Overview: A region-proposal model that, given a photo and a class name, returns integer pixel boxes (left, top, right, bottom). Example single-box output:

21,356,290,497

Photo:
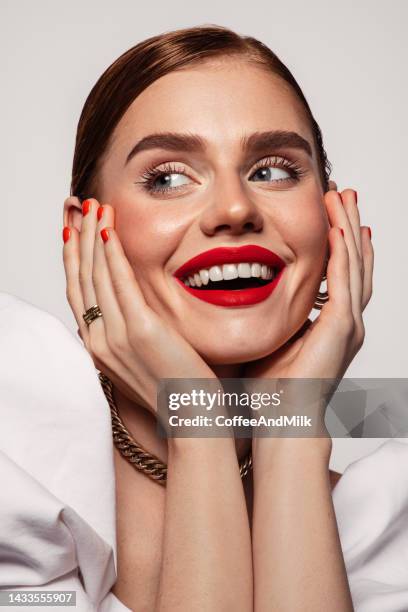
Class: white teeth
183,262,276,286
222,264,239,280
199,269,210,285
251,263,262,277
209,265,223,282
238,263,252,278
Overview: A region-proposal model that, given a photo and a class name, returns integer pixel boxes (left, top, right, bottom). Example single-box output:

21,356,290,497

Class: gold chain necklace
98,372,253,486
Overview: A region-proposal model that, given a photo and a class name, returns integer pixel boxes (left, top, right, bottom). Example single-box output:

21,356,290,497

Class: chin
191,330,289,366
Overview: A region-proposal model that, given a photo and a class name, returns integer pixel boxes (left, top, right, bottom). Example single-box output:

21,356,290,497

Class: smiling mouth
181,262,277,290
173,245,286,307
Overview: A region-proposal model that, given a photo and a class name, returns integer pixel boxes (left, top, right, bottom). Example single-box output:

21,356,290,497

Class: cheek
279,191,329,259
276,191,329,316
115,198,187,280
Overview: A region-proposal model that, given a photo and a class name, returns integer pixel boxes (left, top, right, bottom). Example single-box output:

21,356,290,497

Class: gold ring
83,304,103,326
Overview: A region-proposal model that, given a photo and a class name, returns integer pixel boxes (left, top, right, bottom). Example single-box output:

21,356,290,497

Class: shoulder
333,438,408,534
0,291,96,397
333,439,408,611
0,291,82,354
0,291,107,476
333,438,408,513
0,294,131,610
0,294,120,604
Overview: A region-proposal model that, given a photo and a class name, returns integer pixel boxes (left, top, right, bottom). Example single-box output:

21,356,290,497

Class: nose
199,174,264,237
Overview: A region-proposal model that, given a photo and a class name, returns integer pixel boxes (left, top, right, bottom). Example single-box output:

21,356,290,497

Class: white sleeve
0,450,128,611
0,450,99,611
333,438,408,612
0,293,130,611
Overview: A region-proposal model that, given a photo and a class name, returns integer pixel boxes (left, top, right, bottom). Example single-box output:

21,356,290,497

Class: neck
112,362,251,464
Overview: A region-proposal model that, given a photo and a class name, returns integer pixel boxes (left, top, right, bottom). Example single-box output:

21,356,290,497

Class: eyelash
135,155,306,195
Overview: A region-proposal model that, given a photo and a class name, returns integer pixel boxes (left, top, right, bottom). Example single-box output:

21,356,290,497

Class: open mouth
174,245,286,307
181,262,278,290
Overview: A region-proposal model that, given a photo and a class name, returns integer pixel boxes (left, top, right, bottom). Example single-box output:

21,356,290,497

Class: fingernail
97,205,104,221
62,227,71,243
337,192,343,204
82,199,91,216
101,228,110,243
354,190,358,204
340,228,344,237
368,226,372,240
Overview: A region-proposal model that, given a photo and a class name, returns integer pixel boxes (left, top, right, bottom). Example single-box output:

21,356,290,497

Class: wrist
167,435,236,457
252,436,332,471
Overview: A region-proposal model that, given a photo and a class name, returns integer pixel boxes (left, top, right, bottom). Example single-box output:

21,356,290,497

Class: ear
63,196,83,231
328,179,338,191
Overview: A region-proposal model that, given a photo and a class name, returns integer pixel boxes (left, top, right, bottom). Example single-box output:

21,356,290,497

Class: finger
339,189,362,259
93,204,128,344
324,226,352,319
79,198,100,312
63,195,82,229
100,226,149,324
324,191,363,319
62,225,90,346
361,226,374,311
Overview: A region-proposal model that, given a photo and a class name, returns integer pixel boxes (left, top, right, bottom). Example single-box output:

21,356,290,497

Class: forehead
112,59,313,155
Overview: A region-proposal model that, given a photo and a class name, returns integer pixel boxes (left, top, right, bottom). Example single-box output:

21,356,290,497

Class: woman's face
96,58,329,364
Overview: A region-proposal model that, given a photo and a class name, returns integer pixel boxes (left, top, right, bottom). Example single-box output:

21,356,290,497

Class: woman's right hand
62,196,217,416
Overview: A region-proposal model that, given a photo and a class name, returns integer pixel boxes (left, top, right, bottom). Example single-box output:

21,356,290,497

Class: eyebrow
125,130,313,165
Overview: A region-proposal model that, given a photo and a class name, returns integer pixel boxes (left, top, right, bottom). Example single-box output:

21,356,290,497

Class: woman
1,24,406,612
63,22,369,610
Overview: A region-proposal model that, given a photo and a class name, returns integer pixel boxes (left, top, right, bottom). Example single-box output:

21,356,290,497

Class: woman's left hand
244,188,374,381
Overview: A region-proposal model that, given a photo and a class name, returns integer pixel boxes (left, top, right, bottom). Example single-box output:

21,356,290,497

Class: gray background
1,0,407,471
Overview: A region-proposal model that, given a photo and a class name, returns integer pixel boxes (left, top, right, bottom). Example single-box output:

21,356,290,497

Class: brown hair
71,24,331,200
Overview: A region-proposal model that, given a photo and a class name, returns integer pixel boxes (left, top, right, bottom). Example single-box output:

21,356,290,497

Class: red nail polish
101,228,110,243
354,190,358,204
97,205,104,221
368,226,372,240
340,228,344,237
62,227,71,243
337,192,343,204
82,199,91,216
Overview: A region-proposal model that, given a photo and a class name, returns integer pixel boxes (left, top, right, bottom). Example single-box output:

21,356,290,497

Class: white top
0,292,407,612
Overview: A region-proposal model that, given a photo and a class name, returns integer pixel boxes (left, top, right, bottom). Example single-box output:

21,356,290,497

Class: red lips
174,245,286,307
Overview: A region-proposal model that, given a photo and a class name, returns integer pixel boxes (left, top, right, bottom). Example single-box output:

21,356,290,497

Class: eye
136,162,193,194
249,155,305,185
152,171,191,190
251,166,291,182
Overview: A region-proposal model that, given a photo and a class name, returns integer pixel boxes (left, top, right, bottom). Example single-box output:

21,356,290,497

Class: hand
62,197,217,416
244,188,374,381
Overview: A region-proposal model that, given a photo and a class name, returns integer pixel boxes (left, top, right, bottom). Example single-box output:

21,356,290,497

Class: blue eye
136,162,191,194
251,166,292,182
249,155,304,184
151,171,191,191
